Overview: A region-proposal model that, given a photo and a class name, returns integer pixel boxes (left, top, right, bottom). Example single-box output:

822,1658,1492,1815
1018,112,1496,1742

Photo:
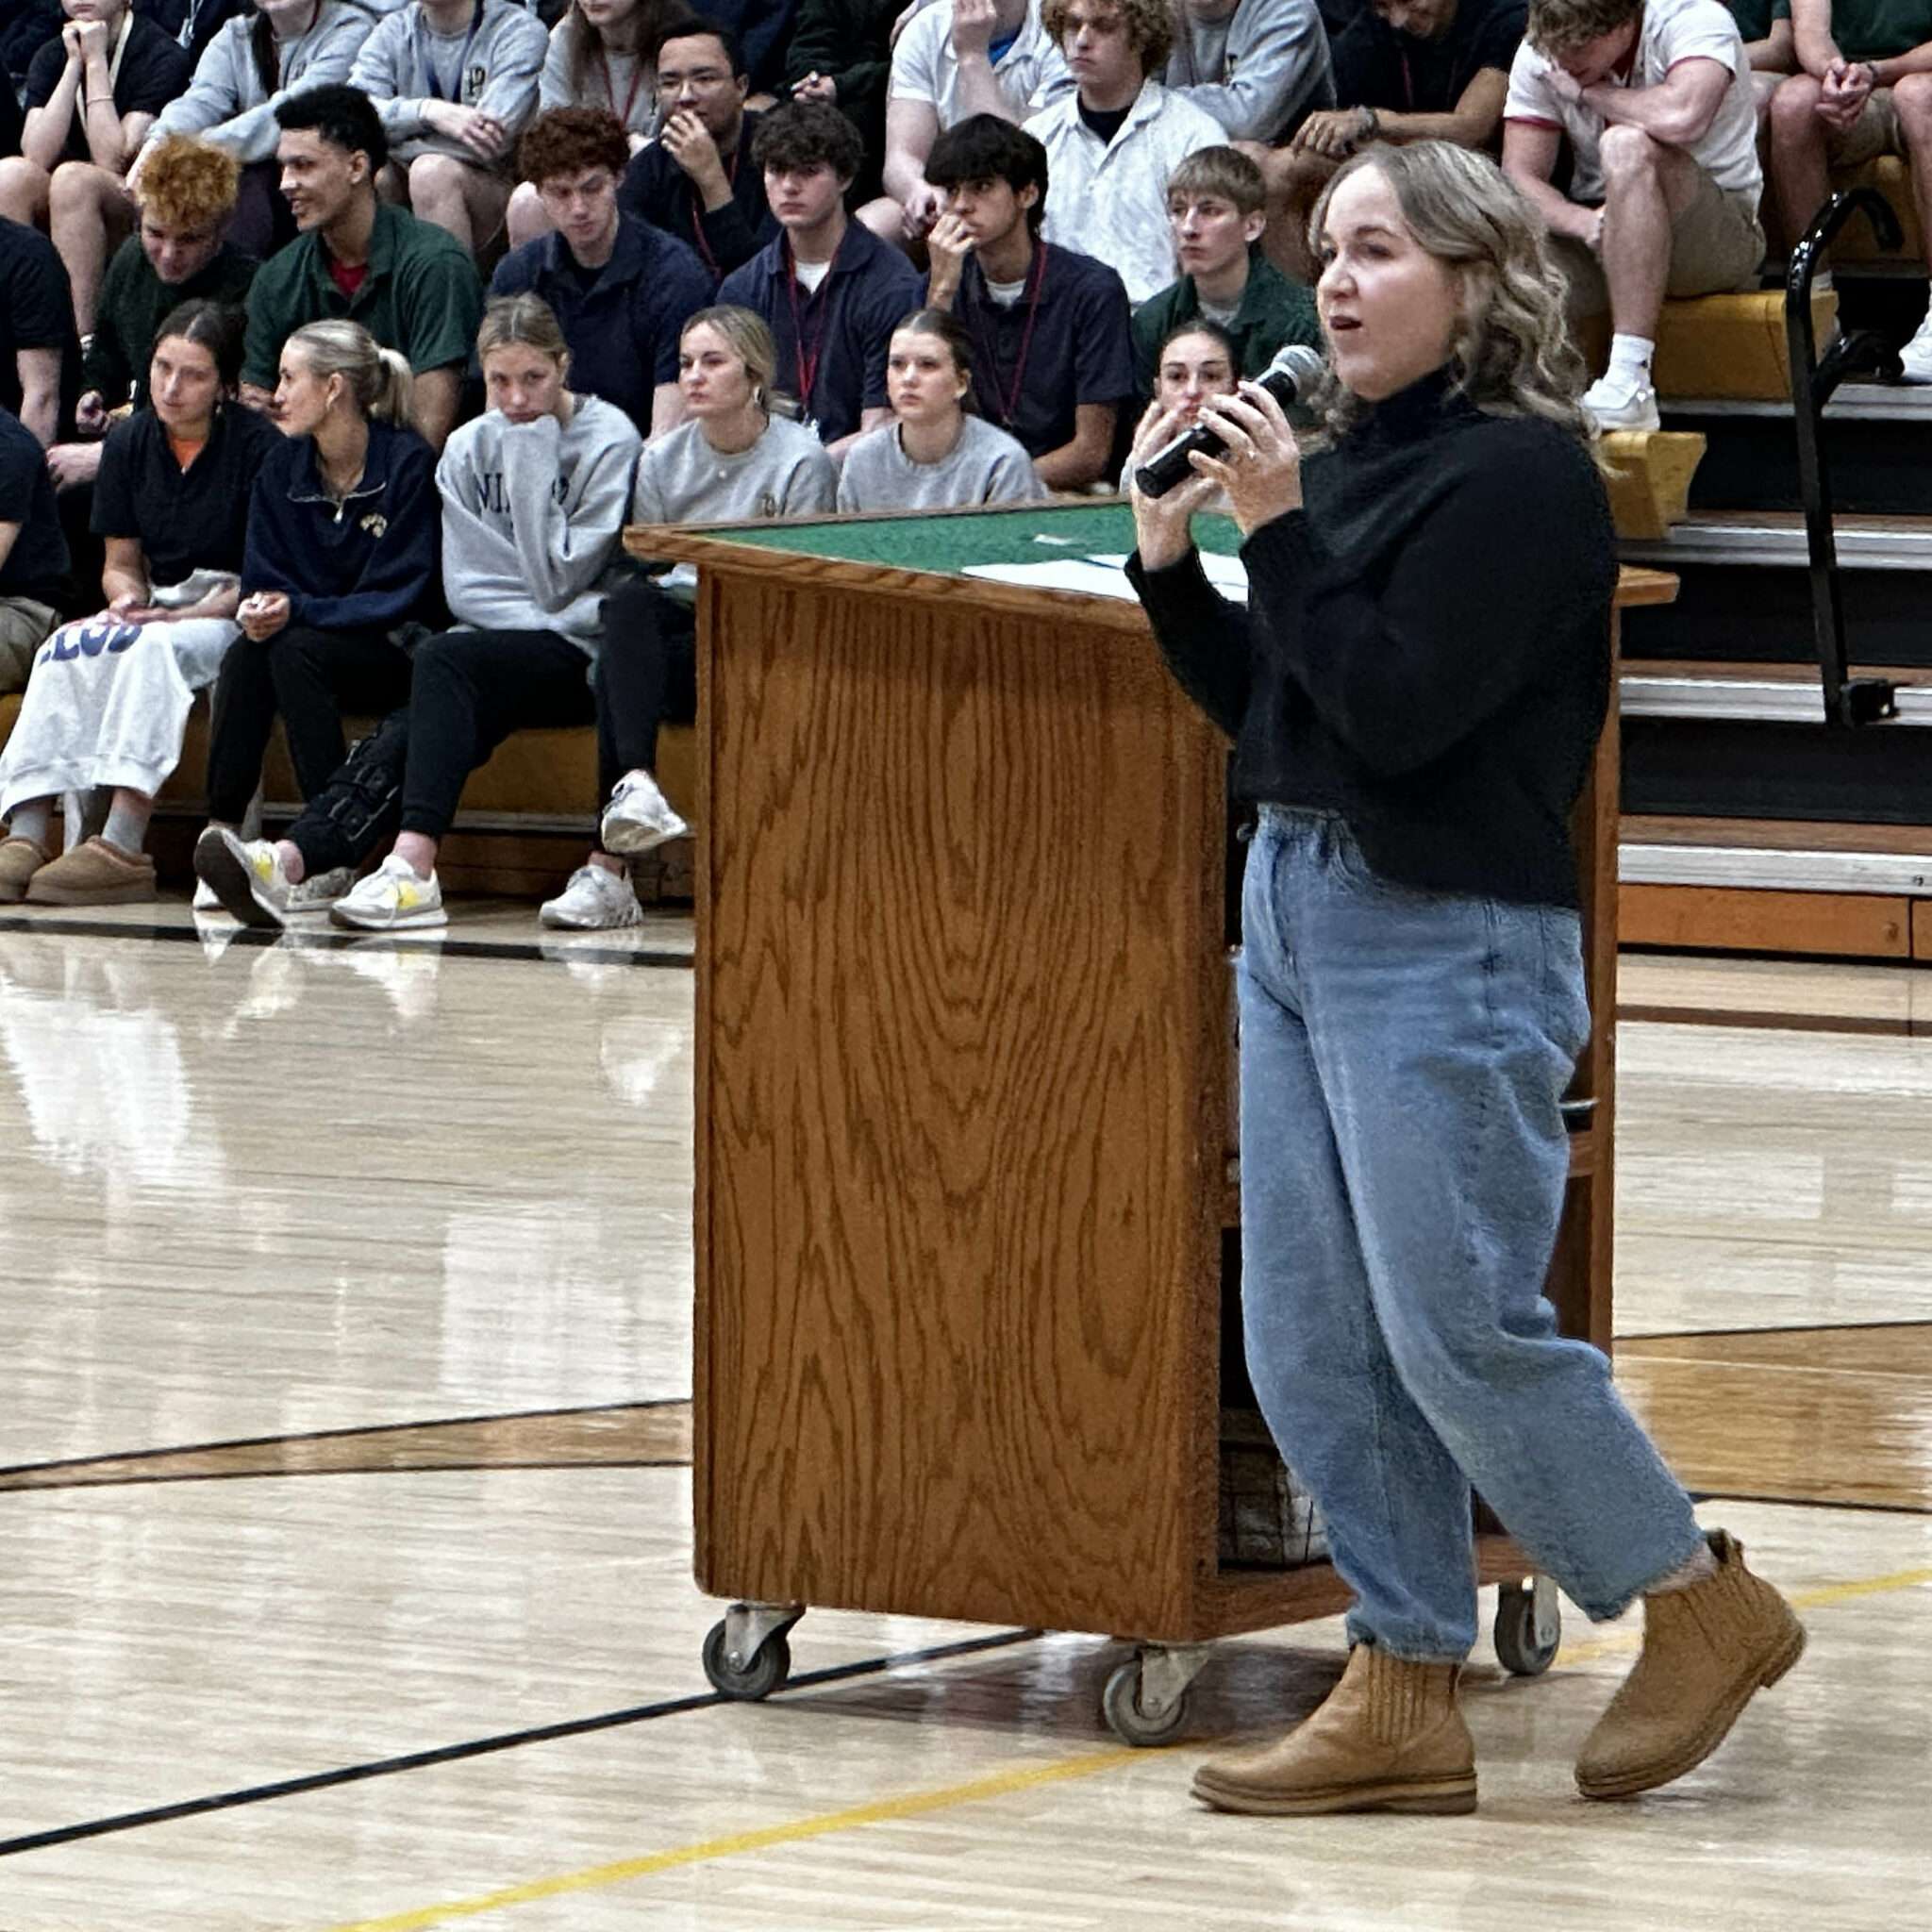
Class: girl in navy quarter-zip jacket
201,317,440,842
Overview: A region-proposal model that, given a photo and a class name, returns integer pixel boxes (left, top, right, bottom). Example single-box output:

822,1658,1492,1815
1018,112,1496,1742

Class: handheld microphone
1133,343,1325,499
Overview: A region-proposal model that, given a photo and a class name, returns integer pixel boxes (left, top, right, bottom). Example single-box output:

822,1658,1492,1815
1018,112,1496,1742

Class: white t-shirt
891,0,1071,127
1505,0,1760,205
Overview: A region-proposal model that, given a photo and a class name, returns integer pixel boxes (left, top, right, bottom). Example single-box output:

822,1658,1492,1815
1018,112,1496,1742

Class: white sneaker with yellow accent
328,853,447,931
195,828,353,928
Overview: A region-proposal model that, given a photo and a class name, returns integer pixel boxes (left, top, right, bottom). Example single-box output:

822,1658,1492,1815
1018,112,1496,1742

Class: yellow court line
318,1557,1932,1932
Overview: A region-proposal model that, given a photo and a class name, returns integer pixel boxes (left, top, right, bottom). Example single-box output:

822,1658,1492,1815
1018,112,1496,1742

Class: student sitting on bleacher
618,20,777,283
0,213,82,448
836,305,1044,506
1768,0,1932,376
0,298,276,906
1024,0,1226,305
1259,0,1525,284
193,319,439,920
1131,146,1318,401
865,0,1072,248
0,406,72,694
0,0,192,339
577,305,836,928
1115,314,1240,498
48,134,257,491
491,108,712,438
1164,0,1335,143
506,0,665,245
348,0,550,257
785,0,904,184
137,0,375,260
1504,0,1766,431
241,85,485,451
716,97,924,453
322,292,641,932
922,114,1134,489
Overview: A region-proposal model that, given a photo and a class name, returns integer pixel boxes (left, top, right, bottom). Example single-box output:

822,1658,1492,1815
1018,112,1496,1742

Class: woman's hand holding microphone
1127,378,1305,569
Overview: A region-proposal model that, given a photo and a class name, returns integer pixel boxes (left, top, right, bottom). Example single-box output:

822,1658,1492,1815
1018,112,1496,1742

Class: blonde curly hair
130,134,241,230
1041,0,1175,78
1306,141,1598,457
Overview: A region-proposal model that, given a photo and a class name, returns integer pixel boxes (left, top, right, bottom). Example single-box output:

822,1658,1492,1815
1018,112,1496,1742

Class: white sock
1607,334,1656,386
1648,1539,1719,1595
101,796,149,856
7,801,54,849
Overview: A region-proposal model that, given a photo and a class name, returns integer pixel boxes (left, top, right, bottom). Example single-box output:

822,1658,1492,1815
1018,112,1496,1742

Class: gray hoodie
349,0,549,167
836,414,1043,513
435,393,641,652
149,2,375,163
1164,0,1334,142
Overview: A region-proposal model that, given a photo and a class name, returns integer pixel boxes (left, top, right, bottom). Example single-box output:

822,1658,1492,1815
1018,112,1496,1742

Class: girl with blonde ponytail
195,318,442,912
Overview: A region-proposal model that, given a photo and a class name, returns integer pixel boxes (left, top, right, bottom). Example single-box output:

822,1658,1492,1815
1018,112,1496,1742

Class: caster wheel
1494,1580,1560,1676
702,1618,792,1700
1102,1658,1191,1746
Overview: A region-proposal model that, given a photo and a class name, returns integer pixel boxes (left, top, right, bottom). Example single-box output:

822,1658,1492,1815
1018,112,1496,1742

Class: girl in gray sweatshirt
327,293,642,935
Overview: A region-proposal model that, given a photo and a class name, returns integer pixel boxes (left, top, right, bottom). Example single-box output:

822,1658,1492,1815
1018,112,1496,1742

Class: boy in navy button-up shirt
717,98,923,452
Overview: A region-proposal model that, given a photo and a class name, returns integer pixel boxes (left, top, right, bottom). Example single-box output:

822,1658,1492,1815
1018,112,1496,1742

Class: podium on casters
625,504,1676,1740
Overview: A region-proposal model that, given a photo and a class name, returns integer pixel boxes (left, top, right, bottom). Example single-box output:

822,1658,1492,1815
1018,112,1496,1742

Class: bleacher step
1622,510,1932,572
1621,665,1932,724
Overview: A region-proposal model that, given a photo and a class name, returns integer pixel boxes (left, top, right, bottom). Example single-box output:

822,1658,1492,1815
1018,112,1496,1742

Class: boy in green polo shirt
1768,0,1932,376
242,84,483,448
1130,147,1319,401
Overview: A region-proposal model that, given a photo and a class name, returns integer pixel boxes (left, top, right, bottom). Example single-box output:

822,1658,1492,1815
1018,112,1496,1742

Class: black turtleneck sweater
1127,373,1616,909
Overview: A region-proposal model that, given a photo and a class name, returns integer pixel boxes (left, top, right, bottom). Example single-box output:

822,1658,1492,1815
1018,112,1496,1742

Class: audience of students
1130,144,1319,398
50,131,255,489
1504,0,1765,431
2,0,194,341
199,317,439,912
836,304,1044,506
241,84,484,449
348,0,550,256
141,0,373,258
716,97,922,450
617,20,775,282
491,107,711,436
1024,0,1225,304
868,0,1072,244
923,114,1133,489
0,298,275,906
0,408,71,691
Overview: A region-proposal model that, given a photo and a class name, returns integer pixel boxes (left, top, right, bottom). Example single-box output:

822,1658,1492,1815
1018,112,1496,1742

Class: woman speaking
1125,142,1802,1817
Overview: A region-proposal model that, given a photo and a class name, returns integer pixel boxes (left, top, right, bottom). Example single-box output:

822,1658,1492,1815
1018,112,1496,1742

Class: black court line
8,1459,691,1491
0,1628,1042,1861
0,1397,689,1484
1691,1491,1932,1518
0,914,694,971
1619,1002,1927,1039
1619,1319,1932,1342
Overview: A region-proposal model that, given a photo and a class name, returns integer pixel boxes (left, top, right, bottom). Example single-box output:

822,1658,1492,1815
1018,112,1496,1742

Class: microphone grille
1267,343,1327,396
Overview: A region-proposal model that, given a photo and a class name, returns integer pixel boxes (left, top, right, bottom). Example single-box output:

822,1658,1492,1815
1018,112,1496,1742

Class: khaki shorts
1826,86,1908,168
1554,162,1767,321
0,597,58,694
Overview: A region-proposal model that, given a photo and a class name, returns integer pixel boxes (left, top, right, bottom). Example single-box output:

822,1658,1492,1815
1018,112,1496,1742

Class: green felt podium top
710,501,1244,575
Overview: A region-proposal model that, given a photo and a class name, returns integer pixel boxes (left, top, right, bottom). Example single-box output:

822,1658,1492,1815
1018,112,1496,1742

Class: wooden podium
628,504,1674,1739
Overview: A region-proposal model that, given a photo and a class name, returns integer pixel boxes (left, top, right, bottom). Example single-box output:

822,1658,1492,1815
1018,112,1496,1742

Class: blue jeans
1238,808,1704,1661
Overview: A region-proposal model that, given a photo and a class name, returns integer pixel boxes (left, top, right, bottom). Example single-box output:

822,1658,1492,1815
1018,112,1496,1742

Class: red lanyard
974,244,1049,429
784,232,841,415
689,146,739,275
596,44,643,130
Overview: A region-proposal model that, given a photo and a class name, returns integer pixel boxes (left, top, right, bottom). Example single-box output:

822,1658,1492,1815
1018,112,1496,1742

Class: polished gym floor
0,905,1927,1930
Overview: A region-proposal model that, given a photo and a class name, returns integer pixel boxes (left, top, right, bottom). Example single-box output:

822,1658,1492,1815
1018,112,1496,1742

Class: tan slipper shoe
0,835,52,904
24,835,158,907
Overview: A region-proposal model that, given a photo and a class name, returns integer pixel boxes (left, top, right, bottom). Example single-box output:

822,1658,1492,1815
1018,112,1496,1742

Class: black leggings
399,628,598,840
593,580,696,791
206,624,414,824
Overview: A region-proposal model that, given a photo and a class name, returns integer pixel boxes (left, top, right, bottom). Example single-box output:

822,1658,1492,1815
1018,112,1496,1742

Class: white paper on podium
963,552,1250,604
1086,552,1251,601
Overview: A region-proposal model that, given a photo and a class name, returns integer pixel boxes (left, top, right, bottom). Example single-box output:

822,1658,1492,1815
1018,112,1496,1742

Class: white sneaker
600,769,688,857
1896,309,1932,383
1580,369,1660,433
541,862,644,930
192,874,223,913
195,827,289,928
329,853,446,931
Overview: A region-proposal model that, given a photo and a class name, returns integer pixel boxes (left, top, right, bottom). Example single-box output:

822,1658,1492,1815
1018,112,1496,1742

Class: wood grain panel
695,575,1225,1640
1624,884,1912,958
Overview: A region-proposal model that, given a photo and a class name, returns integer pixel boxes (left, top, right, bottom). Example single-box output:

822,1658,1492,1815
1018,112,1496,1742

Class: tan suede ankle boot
1191,1644,1476,1816
1575,1530,1806,1800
